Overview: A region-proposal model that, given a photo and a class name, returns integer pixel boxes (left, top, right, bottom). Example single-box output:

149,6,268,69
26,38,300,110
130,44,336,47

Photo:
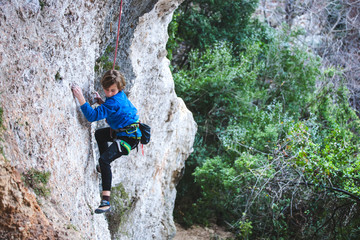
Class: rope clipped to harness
108,1,153,156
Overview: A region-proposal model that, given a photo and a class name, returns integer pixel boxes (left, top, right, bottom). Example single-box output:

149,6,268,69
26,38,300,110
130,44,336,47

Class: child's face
103,83,119,98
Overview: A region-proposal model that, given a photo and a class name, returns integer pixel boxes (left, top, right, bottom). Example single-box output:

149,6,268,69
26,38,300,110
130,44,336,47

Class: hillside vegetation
168,0,360,238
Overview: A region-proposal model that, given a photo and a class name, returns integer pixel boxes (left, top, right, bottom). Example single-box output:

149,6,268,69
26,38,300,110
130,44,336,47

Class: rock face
0,0,196,239
0,155,60,239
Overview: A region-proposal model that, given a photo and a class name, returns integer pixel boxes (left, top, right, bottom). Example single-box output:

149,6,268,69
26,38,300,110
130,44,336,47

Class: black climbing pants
95,127,139,191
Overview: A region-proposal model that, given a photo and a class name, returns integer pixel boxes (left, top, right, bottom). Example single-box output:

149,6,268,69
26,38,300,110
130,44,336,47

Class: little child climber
72,70,141,214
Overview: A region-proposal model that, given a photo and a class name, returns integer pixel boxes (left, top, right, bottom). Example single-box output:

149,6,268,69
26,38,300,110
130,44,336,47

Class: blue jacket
80,91,141,138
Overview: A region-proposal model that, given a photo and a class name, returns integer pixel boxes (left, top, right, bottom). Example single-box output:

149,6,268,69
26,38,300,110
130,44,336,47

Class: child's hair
100,70,126,91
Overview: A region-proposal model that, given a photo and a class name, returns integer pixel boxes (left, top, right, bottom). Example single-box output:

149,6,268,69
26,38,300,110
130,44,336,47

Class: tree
173,29,360,238
170,0,259,69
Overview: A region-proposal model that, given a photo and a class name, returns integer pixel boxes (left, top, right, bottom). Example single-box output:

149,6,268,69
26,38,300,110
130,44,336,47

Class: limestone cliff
0,0,196,239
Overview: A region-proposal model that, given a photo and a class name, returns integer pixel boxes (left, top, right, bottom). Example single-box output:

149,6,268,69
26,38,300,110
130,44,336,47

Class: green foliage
261,26,320,118
66,223,78,231
55,71,63,82
173,25,360,238
237,216,253,239
286,87,360,196
39,1,46,11
175,43,242,133
22,169,51,198
168,0,267,71
169,0,360,237
175,0,259,51
107,183,133,238
167,12,182,63
94,45,120,72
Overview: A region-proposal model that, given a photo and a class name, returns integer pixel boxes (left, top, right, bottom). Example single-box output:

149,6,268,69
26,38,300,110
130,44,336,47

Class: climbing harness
113,123,140,135
112,122,151,145
112,0,124,70
112,121,151,155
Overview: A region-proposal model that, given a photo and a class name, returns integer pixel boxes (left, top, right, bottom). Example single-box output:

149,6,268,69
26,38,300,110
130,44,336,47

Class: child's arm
94,92,105,105
72,86,113,122
72,86,86,106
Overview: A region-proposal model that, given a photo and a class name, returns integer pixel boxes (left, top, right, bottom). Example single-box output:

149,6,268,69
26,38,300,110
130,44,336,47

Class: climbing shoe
94,200,111,214
96,164,101,173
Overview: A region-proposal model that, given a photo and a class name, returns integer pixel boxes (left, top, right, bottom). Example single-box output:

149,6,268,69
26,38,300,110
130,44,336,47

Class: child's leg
98,142,126,191
95,137,138,213
98,137,137,190
94,141,128,213
95,142,126,213
95,128,113,155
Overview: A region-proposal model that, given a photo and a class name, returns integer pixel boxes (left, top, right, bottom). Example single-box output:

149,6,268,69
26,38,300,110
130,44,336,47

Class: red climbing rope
112,0,124,70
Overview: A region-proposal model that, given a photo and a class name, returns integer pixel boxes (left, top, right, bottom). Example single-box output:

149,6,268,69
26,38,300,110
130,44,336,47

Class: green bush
174,0,259,51
167,0,268,71
107,183,133,238
22,169,51,198
173,26,360,238
94,45,120,72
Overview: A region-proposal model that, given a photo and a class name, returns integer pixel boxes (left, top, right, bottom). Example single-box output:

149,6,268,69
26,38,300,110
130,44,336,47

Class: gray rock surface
0,0,196,239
